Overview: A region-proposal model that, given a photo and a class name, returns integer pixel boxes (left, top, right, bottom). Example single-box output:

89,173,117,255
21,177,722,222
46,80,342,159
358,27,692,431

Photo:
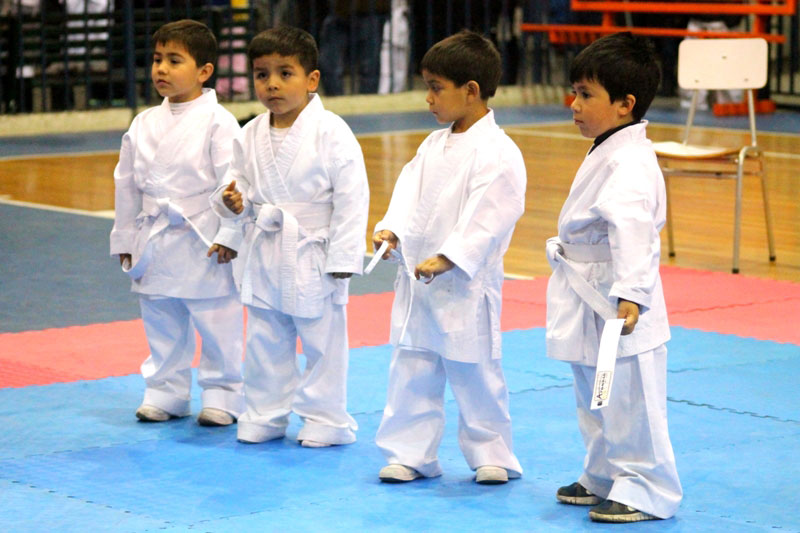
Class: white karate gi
211,94,368,445
545,122,682,518
110,89,244,418
374,111,525,477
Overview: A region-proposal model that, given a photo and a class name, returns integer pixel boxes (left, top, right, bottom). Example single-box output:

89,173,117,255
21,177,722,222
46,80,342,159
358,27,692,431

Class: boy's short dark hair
421,30,502,100
248,26,318,74
570,32,661,122
152,19,217,67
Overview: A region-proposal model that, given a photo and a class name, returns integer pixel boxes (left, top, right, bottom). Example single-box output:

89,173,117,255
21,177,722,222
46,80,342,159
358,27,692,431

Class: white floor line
504,125,800,160
0,197,115,219
0,150,118,162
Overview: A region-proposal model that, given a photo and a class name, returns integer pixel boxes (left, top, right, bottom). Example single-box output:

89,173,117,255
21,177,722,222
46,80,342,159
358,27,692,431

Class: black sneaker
589,500,659,523
556,482,602,505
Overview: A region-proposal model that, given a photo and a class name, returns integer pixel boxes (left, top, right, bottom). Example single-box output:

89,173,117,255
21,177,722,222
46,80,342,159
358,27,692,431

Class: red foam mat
1,268,798,388
660,266,800,312
0,320,150,387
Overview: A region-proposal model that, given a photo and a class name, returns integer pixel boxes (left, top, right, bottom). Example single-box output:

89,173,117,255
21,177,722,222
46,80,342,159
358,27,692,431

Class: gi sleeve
209,128,254,251
325,127,370,274
592,157,663,310
109,127,141,256
437,143,527,280
373,134,432,251
208,111,244,250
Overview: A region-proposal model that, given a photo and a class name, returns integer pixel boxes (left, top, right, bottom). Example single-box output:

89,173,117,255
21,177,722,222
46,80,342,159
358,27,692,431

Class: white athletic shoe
379,464,422,483
475,466,508,485
300,440,332,448
197,408,235,427
135,404,172,422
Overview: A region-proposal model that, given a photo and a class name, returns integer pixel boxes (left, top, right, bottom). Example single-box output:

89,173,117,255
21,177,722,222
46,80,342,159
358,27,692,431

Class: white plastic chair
652,37,776,274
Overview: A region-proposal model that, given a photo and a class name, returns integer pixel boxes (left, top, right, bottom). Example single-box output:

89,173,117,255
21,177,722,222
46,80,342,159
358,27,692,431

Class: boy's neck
452,102,489,134
592,119,638,148
168,87,204,104
270,93,312,129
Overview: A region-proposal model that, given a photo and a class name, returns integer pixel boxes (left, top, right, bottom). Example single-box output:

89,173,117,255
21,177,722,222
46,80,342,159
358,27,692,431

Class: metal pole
124,0,137,113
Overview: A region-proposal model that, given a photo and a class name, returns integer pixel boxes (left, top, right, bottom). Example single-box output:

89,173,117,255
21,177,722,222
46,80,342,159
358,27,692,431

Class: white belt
240,202,333,313
548,239,624,409
549,240,616,321
122,191,214,280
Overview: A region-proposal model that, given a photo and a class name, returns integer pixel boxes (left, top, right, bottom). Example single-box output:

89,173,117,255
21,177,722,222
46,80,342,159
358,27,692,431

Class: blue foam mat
0,203,398,333
1,327,799,531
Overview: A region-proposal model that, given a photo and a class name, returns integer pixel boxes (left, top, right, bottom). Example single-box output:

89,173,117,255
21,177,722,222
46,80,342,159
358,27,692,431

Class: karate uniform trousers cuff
296,420,356,445
201,388,245,418
142,388,191,417
236,421,287,443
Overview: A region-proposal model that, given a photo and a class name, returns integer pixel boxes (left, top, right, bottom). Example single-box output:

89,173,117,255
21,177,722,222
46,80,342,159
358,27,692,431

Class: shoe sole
476,478,507,485
379,469,421,483
135,412,171,423
197,416,234,427
379,475,419,483
557,494,602,505
589,511,658,523
300,441,332,448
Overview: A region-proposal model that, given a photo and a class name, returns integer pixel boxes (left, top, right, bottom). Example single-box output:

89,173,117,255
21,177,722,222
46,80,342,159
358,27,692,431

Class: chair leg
665,175,675,258
732,161,744,274
759,162,776,262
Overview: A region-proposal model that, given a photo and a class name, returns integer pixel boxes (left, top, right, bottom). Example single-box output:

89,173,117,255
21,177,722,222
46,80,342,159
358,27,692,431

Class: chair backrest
678,38,768,91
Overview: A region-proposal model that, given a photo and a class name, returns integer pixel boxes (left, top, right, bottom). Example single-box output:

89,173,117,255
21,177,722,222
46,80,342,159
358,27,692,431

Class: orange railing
521,0,795,44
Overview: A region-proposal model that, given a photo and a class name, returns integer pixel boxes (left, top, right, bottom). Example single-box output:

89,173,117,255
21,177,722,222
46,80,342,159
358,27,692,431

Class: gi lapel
254,94,322,204
149,89,216,182
404,111,493,262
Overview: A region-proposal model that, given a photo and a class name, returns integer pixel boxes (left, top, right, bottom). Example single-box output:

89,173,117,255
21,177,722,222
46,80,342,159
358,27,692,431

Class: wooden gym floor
0,107,798,281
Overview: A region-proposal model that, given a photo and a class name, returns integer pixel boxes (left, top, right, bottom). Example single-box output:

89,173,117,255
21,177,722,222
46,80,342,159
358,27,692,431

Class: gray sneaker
475,466,508,485
197,408,235,427
379,464,422,483
589,500,659,523
556,482,602,505
135,404,172,422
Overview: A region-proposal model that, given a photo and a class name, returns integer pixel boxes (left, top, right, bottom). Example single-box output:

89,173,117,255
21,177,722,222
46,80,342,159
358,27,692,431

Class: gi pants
572,344,682,518
139,293,244,417
376,347,523,478
237,297,357,445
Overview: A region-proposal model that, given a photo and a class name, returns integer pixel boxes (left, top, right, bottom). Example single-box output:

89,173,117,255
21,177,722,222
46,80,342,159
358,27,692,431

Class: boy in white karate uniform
211,26,369,447
546,32,682,522
372,30,526,485
110,20,244,427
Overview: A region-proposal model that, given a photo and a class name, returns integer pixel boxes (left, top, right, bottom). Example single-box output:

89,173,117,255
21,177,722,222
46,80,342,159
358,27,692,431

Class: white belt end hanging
591,318,625,410
364,240,390,275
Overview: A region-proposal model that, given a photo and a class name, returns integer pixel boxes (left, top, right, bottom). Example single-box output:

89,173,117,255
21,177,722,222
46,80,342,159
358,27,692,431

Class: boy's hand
617,298,640,335
119,253,132,267
222,180,243,214
330,272,353,279
373,230,398,259
415,254,454,284
207,243,238,264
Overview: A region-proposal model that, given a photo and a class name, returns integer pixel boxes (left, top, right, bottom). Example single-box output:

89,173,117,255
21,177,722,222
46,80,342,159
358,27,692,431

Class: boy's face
253,53,320,128
151,40,212,104
570,78,633,138
422,69,471,128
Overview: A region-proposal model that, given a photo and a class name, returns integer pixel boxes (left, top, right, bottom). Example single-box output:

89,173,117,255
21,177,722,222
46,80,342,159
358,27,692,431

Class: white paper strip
364,240,390,275
591,318,625,410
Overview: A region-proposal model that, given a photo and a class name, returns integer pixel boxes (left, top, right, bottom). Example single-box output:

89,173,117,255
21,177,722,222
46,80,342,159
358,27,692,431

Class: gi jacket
376,111,526,363
110,89,240,298
211,94,369,319
546,121,671,365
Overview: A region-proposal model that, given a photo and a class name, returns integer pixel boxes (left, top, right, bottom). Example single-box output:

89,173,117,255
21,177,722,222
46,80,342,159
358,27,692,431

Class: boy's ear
307,69,321,92
465,80,481,100
618,93,636,117
198,62,214,84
